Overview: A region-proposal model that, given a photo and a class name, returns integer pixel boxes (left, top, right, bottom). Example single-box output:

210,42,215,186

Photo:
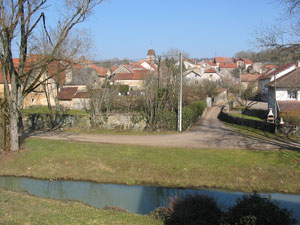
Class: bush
164,194,223,225
157,110,177,130
182,100,206,130
149,207,171,221
223,194,298,225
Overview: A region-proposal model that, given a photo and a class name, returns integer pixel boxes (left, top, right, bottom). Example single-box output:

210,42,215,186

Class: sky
54,0,282,60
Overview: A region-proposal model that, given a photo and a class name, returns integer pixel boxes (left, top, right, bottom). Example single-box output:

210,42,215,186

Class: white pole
179,53,183,132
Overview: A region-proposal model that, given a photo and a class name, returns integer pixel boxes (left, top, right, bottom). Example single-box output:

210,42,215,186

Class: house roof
243,58,253,65
0,56,67,85
219,63,237,69
185,69,202,77
241,73,260,82
267,68,300,88
215,57,233,64
236,58,253,65
278,101,300,112
58,87,78,100
137,59,158,70
265,64,278,69
260,62,296,80
113,70,150,81
74,91,89,99
205,68,217,73
92,64,109,77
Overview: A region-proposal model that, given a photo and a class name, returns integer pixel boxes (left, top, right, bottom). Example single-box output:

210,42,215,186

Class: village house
0,55,67,108
236,58,253,69
184,67,221,85
214,57,233,68
267,67,300,118
240,73,261,91
110,49,158,90
258,62,297,101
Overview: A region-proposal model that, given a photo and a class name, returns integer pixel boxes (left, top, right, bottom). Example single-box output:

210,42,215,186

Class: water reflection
0,176,299,223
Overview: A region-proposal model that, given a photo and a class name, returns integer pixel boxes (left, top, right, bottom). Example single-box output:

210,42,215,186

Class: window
288,90,297,99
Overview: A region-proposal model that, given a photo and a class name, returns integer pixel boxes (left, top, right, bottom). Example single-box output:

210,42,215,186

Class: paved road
31,106,300,150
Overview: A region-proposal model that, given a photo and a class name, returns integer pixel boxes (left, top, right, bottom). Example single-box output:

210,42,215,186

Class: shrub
182,100,206,130
223,194,298,225
157,110,177,130
149,207,171,221
164,194,223,225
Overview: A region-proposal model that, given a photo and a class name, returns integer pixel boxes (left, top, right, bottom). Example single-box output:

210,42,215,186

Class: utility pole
274,73,278,133
178,53,183,132
157,56,161,90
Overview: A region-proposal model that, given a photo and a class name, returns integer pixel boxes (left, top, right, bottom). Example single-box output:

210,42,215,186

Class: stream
0,176,299,223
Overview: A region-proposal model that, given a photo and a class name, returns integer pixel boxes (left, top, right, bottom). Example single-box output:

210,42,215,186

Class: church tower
147,49,156,63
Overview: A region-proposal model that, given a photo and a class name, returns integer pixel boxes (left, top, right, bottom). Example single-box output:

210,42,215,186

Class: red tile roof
236,58,253,65
92,64,109,77
1,56,66,84
58,87,78,100
243,58,253,65
113,71,150,81
74,91,89,99
206,61,216,67
265,64,278,69
219,63,237,69
215,57,233,64
205,68,217,73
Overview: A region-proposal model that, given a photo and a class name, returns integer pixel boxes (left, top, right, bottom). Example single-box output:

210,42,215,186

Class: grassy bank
229,112,263,121
0,188,160,225
225,122,300,143
0,138,300,193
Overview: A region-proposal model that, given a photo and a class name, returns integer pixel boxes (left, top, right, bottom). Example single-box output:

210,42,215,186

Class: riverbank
0,138,300,193
0,188,160,225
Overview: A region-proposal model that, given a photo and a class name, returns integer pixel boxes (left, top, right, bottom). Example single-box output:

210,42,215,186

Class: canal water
0,176,300,222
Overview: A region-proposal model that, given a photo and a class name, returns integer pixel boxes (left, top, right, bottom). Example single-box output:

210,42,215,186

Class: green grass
229,112,263,121
22,106,87,116
0,138,300,193
0,188,160,225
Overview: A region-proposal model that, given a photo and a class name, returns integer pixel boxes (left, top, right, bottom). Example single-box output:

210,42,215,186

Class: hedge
182,100,206,130
157,110,177,130
157,100,206,131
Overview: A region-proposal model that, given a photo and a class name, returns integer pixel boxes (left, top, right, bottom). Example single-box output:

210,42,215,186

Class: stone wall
23,113,146,131
218,106,275,133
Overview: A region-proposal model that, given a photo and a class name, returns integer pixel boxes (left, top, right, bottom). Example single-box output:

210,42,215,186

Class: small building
267,67,300,116
240,73,260,91
258,62,297,101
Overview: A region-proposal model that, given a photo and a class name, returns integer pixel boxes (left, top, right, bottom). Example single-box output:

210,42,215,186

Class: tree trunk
9,111,19,151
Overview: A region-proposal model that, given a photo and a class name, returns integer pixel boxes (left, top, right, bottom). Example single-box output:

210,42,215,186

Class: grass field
0,188,160,225
0,138,299,193
229,112,263,121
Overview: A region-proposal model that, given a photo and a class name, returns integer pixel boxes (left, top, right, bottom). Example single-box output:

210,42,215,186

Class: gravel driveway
31,106,300,151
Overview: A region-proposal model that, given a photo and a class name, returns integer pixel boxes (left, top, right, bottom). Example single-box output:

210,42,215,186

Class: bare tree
88,80,116,127
0,0,103,151
255,0,300,56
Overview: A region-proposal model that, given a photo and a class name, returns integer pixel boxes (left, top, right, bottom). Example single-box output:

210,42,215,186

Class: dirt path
31,106,300,150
